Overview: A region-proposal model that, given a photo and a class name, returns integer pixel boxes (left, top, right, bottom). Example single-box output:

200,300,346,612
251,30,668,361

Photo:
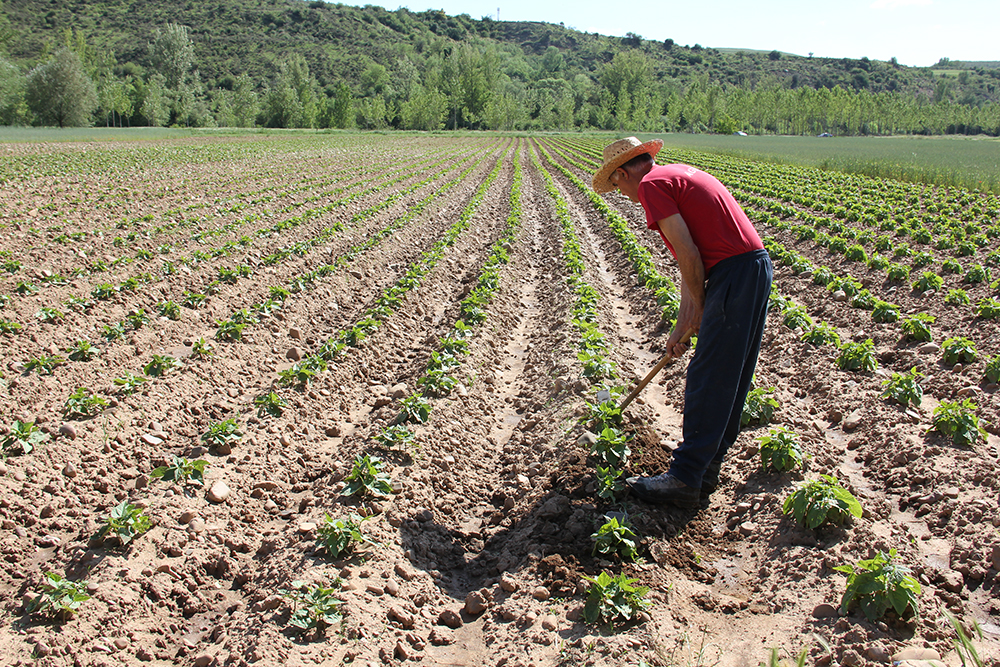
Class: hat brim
591,139,663,193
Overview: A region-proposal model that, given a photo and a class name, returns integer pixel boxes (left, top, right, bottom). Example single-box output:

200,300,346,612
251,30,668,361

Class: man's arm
656,213,705,358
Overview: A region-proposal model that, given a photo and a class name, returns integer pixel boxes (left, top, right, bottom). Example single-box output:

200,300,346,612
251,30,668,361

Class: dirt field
0,133,997,667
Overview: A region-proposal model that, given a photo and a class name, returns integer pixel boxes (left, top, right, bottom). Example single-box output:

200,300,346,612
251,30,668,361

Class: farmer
592,137,772,508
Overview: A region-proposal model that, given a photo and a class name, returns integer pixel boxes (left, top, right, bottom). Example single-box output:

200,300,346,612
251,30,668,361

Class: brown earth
0,133,997,667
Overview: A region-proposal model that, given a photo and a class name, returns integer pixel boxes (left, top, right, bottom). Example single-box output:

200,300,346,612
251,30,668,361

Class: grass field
637,131,1000,194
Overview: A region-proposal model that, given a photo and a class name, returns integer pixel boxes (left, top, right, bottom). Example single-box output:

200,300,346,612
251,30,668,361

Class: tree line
2,19,999,137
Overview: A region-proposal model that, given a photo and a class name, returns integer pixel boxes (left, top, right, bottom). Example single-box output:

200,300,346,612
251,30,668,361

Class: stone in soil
207,481,230,503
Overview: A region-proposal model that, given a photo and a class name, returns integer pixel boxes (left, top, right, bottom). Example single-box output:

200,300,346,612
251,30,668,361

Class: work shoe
699,460,723,504
626,472,700,508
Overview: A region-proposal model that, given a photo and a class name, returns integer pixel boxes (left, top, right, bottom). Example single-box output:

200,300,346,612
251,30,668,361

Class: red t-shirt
638,164,763,272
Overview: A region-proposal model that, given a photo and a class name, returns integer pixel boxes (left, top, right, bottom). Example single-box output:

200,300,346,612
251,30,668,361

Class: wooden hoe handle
618,328,695,413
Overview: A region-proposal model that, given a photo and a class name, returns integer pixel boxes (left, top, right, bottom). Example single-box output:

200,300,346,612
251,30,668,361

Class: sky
347,0,998,68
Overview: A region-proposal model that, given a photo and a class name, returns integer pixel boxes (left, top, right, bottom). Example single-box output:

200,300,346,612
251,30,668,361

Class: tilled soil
0,133,997,667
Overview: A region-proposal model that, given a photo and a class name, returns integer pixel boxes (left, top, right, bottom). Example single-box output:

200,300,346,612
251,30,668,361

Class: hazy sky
352,0,998,67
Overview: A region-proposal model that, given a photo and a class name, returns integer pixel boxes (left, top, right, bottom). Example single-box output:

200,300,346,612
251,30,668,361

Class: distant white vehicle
733,131,748,136
818,132,833,137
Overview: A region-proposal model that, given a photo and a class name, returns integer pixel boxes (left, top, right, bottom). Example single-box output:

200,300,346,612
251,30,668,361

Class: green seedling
36,306,65,323
589,426,631,468
850,289,876,310
984,355,1000,384
25,572,90,621
782,475,862,530
191,337,214,357
741,386,779,427
945,289,970,306
144,354,178,377
836,339,878,372
975,298,1000,320
963,263,990,284
15,281,38,295
591,516,639,561
582,571,651,626
941,337,977,365
92,283,117,300
150,456,209,486
97,500,151,547
800,323,840,347
342,453,393,498
880,368,924,408
0,319,21,334
201,418,242,449
374,425,414,449
113,372,147,395
834,548,920,621
912,271,943,292
181,291,207,309
418,369,457,397
281,580,344,635
157,301,181,320
317,513,372,558
781,304,813,330
63,387,108,420
585,399,624,430
278,363,318,388
886,263,911,282
397,395,432,425
102,321,127,341
125,309,149,329
215,319,246,341
595,465,624,500
930,399,987,447
23,354,65,375
254,392,286,418
901,313,934,342
757,427,804,472
942,607,986,667
66,340,99,361
871,301,900,323
2,419,49,456
578,350,616,380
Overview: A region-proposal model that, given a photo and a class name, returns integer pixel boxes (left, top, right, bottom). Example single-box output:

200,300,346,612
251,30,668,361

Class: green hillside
1,0,999,134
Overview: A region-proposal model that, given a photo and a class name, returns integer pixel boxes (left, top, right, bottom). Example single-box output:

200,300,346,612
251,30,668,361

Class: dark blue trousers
668,249,772,489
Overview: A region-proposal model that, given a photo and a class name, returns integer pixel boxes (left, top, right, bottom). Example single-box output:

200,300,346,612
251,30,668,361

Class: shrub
781,304,813,330
834,549,920,621
886,263,910,282
850,289,876,310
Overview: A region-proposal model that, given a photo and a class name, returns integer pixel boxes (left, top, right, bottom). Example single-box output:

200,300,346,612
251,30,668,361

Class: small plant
782,475,862,529
834,549,920,621
397,395,432,424
757,427,804,472
63,387,109,419
591,516,639,561
900,314,934,342
880,368,924,408
342,453,393,497
886,263,910,282
844,244,867,262
849,289,876,310
181,291,207,309
941,258,962,274
741,386,779,427
836,339,878,372
585,397,624,430
0,319,22,334
2,419,49,456
15,281,38,295
215,319,246,342
374,425,414,449
23,354,65,375
418,369,457,397
144,354,178,377
97,500,152,547
278,362,318,388
191,337,214,357
92,283,117,300
36,306,65,323
975,298,1000,320
941,337,977,365
317,513,372,558
930,399,987,446
281,580,344,635
801,323,840,347
595,465,624,500
945,289,970,306
942,608,986,667
581,571,651,626
912,271,943,292
66,340,99,362
113,372,147,395
125,309,149,329
101,321,127,341
578,350,616,380
25,572,90,621
871,301,900,323
157,301,181,320
963,263,990,284
984,355,1000,384
589,426,631,468
150,456,209,486
201,418,242,449
781,304,813,330
254,392,287,418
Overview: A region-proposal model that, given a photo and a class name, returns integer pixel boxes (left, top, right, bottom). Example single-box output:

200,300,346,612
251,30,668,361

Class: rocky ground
0,133,997,667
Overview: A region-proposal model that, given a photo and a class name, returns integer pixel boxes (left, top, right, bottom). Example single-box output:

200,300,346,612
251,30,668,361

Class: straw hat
591,136,663,193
